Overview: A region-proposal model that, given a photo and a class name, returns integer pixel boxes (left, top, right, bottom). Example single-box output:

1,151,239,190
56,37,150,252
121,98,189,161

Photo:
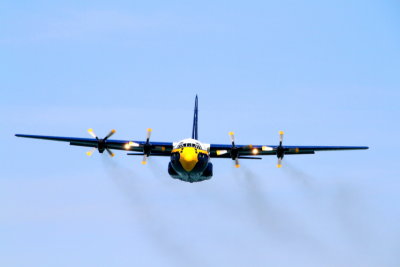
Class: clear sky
1,0,400,266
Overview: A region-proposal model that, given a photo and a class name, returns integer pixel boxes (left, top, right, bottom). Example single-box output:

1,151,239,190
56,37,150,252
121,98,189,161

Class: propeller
215,132,241,167
125,128,155,164
276,131,285,168
141,128,153,164
229,132,241,168
215,132,259,168
216,130,289,168
86,128,116,157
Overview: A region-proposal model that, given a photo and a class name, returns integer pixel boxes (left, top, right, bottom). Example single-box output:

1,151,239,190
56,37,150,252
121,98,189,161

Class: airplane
16,96,368,183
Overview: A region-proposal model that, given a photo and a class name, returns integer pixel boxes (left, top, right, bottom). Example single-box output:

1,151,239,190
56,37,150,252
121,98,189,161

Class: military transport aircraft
16,96,368,183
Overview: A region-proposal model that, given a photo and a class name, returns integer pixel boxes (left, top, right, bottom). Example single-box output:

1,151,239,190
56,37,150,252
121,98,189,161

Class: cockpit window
176,142,202,149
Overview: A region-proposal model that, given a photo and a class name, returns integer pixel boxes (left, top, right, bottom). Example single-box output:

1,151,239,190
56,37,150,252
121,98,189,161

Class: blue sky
1,0,400,266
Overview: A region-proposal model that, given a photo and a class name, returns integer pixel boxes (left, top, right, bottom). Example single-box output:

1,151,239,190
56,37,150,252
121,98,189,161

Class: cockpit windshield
177,143,201,149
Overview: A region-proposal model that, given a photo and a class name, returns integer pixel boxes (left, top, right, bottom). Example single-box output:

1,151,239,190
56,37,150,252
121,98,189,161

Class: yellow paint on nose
179,147,198,172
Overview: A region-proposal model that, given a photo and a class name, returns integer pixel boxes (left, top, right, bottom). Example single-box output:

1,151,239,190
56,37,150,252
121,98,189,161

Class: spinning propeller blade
277,157,283,168
141,155,148,165
279,130,284,144
146,128,152,142
105,129,116,140
235,158,240,168
86,147,96,156
106,148,115,157
229,131,235,145
87,128,98,139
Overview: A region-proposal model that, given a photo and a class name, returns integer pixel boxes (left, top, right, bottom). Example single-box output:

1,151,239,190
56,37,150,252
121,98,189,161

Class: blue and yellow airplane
16,96,368,183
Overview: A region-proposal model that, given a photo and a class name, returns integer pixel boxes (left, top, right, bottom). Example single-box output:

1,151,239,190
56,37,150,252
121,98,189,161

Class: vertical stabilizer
192,95,199,140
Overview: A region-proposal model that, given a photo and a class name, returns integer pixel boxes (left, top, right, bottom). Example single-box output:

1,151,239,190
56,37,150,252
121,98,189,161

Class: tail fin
192,95,199,140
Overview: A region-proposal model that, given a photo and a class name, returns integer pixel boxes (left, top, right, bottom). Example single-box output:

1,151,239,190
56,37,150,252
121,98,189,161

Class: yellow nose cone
183,153,195,162
179,147,198,172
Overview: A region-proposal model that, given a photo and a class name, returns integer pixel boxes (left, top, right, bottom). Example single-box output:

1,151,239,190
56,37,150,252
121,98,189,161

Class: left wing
15,134,173,156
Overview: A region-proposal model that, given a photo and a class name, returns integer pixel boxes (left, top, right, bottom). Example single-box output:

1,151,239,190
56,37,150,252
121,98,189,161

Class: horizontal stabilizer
238,156,262,160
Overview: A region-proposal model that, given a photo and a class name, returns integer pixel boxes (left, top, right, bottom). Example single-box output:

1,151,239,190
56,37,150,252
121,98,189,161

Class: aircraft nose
183,153,196,162
179,148,199,172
